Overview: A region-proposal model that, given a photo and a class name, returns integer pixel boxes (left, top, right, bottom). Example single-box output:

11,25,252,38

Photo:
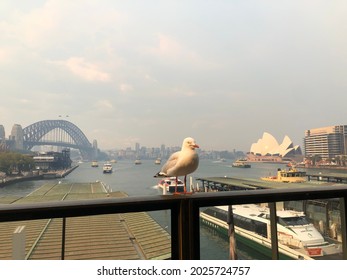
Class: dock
196,172,347,192
0,182,171,260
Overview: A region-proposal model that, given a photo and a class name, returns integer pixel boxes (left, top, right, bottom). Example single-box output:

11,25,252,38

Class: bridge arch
23,120,94,159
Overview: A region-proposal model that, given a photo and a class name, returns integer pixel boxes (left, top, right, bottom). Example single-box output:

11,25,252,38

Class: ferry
261,168,306,183
232,159,251,168
102,162,113,173
91,161,99,167
200,204,342,260
157,177,184,193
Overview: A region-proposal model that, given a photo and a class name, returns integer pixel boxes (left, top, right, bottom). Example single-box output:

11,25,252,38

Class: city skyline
2,1,347,151
0,120,300,153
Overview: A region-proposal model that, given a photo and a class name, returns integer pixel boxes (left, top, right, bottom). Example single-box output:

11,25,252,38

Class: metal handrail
1,185,347,260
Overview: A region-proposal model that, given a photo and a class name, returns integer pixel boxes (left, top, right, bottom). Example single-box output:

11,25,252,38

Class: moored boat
157,177,184,193
261,167,306,183
200,204,342,260
102,162,113,173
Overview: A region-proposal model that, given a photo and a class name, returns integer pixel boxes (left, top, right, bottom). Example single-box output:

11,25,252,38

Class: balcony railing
0,185,347,260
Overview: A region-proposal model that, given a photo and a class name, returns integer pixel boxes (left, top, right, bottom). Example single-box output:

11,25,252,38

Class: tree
0,152,34,175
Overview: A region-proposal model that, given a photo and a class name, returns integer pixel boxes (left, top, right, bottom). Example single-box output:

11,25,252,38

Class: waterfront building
304,125,347,160
33,149,72,171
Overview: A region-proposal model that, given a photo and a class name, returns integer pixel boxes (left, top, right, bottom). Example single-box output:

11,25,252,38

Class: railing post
178,198,192,259
340,197,347,259
269,202,279,260
171,197,200,259
61,217,66,260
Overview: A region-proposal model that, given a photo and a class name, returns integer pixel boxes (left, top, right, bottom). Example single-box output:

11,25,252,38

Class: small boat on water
157,177,184,193
91,161,99,167
200,204,342,260
232,159,251,168
102,162,113,173
155,158,161,165
261,167,306,183
134,159,142,165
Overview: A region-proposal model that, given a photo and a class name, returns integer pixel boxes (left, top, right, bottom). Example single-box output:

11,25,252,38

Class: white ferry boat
200,204,342,259
232,159,251,168
102,162,113,173
157,177,184,193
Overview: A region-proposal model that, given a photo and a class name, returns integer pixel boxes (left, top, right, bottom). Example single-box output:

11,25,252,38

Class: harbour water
0,160,328,260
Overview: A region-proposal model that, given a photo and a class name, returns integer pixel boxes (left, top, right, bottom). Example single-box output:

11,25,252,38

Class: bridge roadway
0,182,171,260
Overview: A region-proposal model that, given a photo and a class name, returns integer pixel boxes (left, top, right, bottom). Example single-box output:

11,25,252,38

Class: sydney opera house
247,132,302,163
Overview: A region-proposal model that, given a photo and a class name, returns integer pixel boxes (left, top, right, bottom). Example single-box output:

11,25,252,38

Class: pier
306,172,347,183
0,181,171,260
0,166,79,187
196,172,347,191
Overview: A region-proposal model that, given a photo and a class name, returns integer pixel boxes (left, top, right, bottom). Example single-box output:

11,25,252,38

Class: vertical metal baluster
269,202,279,259
61,217,66,260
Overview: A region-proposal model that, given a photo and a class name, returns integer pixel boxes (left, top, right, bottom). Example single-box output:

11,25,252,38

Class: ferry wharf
196,172,347,191
196,175,347,253
0,181,171,260
0,165,79,187
306,172,347,183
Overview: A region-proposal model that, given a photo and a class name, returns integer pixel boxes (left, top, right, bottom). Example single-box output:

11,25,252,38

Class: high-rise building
93,139,98,159
0,125,5,140
304,125,347,159
135,142,140,154
10,124,24,150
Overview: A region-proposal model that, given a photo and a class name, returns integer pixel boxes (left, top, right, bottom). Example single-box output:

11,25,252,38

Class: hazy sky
1,1,347,151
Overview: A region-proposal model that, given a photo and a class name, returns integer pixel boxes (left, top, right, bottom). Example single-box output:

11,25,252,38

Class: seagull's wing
154,151,181,177
162,151,180,174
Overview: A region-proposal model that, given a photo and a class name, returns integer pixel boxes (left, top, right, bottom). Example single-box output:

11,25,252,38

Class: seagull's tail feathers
154,172,167,178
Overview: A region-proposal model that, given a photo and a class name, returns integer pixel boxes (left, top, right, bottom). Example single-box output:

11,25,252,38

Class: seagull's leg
175,177,178,193
184,175,187,193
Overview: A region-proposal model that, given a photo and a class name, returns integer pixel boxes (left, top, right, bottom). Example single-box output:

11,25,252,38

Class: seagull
154,137,199,194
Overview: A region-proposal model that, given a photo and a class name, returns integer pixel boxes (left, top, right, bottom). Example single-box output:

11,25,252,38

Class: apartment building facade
304,125,347,160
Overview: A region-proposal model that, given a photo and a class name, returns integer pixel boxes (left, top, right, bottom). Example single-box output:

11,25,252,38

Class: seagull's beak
193,143,199,149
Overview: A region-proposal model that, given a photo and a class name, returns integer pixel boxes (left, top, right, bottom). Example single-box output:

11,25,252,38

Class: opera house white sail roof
250,132,302,157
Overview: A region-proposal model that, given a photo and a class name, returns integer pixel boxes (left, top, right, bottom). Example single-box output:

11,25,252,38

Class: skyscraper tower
0,125,5,140
93,139,98,159
10,124,24,150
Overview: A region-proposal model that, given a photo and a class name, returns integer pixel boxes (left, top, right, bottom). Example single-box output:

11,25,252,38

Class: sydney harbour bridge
1,120,98,160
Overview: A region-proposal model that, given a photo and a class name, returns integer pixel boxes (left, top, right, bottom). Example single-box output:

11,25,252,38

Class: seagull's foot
183,191,193,195
173,191,193,195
